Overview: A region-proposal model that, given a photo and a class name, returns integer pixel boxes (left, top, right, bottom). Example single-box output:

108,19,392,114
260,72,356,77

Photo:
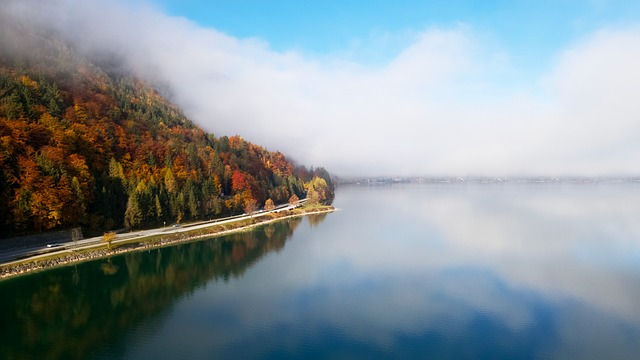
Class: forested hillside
0,18,333,237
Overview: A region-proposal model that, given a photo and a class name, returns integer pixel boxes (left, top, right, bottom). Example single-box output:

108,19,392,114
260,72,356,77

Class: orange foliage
231,170,250,193
228,135,245,150
0,35,325,234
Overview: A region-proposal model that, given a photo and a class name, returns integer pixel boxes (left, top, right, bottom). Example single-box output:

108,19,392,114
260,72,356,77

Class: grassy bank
0,205,335,280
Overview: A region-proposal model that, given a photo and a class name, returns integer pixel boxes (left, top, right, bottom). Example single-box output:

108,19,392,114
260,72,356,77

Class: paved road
0,200,305,266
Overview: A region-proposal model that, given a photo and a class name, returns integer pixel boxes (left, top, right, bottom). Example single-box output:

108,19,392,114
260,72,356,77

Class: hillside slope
0,18,333,237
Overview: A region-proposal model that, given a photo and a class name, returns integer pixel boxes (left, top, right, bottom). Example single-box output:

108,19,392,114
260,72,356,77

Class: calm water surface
2,183,640,359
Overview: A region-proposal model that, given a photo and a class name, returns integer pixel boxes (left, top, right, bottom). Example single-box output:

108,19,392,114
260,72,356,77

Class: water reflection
0,218,304,360
314,184,640,359
307,212,330,228
135,184,639,359
3,184,640,359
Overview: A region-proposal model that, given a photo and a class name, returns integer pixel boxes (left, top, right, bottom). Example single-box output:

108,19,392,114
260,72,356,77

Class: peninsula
0,201,335,280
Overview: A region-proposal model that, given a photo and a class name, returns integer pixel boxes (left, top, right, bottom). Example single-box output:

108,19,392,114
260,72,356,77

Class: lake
2,183,640,359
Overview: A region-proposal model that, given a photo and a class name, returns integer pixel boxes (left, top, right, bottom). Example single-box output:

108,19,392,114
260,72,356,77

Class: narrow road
0,200,306,266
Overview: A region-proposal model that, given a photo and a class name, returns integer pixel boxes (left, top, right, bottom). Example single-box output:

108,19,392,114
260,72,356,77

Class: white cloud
544,28,640,173
7,0,640,176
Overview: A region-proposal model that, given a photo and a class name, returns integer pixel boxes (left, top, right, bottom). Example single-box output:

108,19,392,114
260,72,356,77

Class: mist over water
3,2,640,357
2,183,640,359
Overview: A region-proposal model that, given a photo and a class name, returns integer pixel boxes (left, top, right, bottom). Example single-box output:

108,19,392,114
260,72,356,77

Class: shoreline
0,207,336,281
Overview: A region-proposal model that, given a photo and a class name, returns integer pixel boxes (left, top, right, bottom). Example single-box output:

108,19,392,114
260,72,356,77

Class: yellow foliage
103,232,117,249
305,177,329,205
264,198,275,211
19,75,39,89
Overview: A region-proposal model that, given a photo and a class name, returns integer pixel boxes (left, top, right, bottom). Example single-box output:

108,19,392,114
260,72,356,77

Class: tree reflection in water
307,212,329,228
0,218,308,360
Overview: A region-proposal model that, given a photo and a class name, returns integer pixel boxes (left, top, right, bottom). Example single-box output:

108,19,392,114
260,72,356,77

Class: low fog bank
5,0,640,177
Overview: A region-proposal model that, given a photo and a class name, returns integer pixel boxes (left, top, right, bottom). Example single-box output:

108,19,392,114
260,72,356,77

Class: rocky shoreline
0,207,335,280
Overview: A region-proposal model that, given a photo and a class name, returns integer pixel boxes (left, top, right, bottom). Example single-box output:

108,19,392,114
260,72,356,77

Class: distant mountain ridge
0,16,333,237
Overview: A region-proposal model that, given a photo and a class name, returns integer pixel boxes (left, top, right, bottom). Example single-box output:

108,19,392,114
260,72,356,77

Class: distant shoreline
0,206,335,281
335,176,640,186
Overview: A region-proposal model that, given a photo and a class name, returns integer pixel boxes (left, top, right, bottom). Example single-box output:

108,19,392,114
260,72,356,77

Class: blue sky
10,0,640,176
153,1,640,70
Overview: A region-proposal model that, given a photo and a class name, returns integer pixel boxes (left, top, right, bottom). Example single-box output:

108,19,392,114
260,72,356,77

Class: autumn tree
154,194,163,220
0,24,335,237
103,231,116,250
305,177,330,205
264,198,275,211
124,193,142,229
244,197,258,217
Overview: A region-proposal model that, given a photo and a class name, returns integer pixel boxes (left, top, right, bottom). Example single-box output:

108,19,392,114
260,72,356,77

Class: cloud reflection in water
131,184,640,359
